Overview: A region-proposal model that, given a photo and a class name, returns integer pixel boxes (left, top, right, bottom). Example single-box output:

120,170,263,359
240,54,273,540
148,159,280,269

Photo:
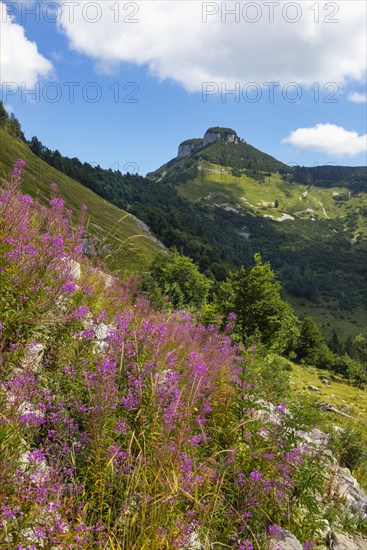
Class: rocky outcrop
326,532,367,549
203,128,238,147
298,427,330,448
177,139,203,159
21,342,45,372
267,531,367,550
267,530,302,549
132,217,166,248
184,531,202,549
329,466,367,518
252,399,290,426
253,399,367,522
177,128,240,158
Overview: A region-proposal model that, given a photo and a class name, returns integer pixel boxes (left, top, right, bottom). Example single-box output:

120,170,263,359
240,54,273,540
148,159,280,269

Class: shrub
258,354,291,401
295,317,333,368
145,249,212,310
331,355,367,387
216,254,299,354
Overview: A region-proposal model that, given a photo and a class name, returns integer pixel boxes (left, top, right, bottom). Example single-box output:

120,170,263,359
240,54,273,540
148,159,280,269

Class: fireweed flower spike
268,524,283,537
11,158,26,175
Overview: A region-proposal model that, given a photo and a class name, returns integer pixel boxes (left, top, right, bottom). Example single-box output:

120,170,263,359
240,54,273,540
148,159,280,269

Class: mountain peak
177,127,241,158
203,127,240,147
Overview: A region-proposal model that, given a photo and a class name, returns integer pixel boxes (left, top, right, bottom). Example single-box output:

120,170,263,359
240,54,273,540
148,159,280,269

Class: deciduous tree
216,254,299,353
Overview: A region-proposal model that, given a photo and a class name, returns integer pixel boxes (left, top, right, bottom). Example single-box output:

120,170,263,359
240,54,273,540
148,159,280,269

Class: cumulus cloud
57,1,366,92
282,123,367,157
0,1,52,86
348,92,367,104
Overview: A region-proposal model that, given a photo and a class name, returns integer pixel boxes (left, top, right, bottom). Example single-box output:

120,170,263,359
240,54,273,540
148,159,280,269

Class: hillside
1,165,366,548
149,129,366,230
148,127,288,184
0,129,163,273
3,114,366,340
148,129,367,340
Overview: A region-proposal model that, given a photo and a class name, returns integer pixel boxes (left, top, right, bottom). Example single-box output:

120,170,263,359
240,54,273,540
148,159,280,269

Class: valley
1,114,366,340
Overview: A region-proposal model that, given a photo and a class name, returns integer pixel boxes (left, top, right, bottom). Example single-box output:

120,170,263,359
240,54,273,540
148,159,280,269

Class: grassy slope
288,361,367,488
180,162,367,236
289,362,367,423
0,130,163,273
178,162,367,340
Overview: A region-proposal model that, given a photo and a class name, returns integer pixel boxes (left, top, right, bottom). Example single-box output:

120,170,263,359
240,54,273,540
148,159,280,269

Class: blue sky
1,0,366,175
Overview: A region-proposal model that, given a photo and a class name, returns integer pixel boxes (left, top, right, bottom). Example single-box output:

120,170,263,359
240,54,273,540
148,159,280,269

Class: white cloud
282,123,367,157
58,1,366,92
348,92,367,104
0,1,52,86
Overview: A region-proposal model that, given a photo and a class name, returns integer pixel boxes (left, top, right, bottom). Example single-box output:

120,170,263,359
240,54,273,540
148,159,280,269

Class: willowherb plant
0,162,357,549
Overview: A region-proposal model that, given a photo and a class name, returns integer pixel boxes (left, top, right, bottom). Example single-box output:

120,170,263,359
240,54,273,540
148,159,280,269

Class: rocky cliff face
203,128,238,147
177,127,240,158
177,140,203,159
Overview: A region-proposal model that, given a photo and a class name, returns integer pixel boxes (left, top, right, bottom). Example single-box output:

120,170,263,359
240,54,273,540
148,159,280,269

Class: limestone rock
329,465,367,517
177,140,203,159
59,257,81,280
95,323,113,341
184,531,202,549
21,342,45,372
267,530,302,549
203,128,238,147
326,531,367,549
177,128,240,158
251,399,291,427
96,269,114,289
298,427,330,448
